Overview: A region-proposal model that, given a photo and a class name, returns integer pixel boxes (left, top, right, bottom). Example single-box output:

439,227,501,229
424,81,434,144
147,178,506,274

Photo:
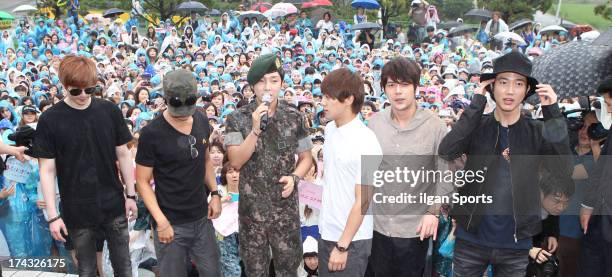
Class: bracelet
47,215,61,224
252,130,261,137
157,224,171,232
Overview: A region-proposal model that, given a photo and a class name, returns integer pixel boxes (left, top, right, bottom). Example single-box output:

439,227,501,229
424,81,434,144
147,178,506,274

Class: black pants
578,215,612,276
453,239,528,277
69,214,132,277
369,231,429,277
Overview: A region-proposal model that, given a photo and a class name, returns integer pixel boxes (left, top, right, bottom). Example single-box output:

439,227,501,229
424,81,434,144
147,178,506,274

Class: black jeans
578,215,612,276
369,231,429,277
69,214,131,277
453,239,529,277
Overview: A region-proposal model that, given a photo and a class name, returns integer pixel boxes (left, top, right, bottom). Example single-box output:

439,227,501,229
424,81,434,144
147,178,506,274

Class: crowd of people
0,1,611,277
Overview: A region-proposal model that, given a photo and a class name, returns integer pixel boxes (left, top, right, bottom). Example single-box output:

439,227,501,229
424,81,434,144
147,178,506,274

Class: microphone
260,92,271,131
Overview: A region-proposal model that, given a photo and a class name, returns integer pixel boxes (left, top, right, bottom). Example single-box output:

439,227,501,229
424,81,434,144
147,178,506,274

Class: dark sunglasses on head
69,85,100,96
168,95,198,107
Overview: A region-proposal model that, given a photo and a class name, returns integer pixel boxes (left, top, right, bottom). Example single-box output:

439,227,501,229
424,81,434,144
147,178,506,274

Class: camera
587,122,608,141
8,125,37,157
537,255,559,277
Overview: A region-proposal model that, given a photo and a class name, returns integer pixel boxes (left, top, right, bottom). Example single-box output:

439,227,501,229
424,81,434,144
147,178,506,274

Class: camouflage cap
247,53,284,86
163,69,198,117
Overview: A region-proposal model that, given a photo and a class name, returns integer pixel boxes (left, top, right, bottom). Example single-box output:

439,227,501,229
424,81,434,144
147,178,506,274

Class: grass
548,3,611,30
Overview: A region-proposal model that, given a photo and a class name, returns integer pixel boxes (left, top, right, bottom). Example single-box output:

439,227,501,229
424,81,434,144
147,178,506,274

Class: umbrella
0,11,15,21
310,8,334,24
593,28,612,46
207,9,221,16
464,9,492,21
176,1,208,13
448,25,478,37
302,0,333,9
251,2,273,12
12,5,37,13
531,41,612,100
351,0,380,9
539,25,567,34
509,19,534,31
352,22,381,31
438,21,463,30
271,3,299,15
494,31,527,46
264,8,288,19
578,30,600,41
240,11,267,22
103,8,125,18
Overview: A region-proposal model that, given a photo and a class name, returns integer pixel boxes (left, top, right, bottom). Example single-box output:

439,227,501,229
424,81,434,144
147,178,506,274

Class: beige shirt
368,108,454,238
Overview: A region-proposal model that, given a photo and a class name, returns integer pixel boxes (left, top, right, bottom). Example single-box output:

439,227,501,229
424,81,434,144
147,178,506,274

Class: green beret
247,54,284,86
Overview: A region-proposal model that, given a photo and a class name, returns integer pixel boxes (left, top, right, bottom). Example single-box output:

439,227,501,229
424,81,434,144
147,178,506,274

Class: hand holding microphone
260,93,272,131
251,93,271,133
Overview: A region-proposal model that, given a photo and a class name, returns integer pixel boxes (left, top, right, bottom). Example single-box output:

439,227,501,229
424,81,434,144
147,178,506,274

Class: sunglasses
168,95,197,108
69,86,100,96
187,135,199,159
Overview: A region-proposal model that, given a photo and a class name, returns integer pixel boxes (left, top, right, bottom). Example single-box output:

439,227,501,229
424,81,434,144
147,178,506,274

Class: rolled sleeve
224,132,244,146
296,137,313,154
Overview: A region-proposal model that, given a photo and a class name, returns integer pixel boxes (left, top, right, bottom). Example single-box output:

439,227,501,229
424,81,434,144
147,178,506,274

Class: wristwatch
291,174,301,187
126,194,137,200
335,242,349,253
210,190,220,198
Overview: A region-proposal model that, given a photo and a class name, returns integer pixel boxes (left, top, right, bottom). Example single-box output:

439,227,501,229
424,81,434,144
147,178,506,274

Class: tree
430,0,474,21
478,0,554,22
129,0,214,27
594,3,612,21
379,0,407,37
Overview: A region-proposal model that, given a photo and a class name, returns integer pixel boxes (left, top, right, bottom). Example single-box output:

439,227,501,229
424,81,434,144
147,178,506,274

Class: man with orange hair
36,55,137,277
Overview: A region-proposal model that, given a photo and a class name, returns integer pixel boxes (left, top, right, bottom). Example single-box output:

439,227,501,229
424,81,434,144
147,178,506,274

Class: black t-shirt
35,98,133,228
135,112,211,225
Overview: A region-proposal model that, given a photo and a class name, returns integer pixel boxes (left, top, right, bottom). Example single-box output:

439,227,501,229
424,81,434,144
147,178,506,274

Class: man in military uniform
225,54,313,277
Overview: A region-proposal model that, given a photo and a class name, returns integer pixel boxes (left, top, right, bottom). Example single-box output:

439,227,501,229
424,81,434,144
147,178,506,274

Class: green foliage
478,0,554,22
379,0,408,36
430,0,474,20
594,3,612,21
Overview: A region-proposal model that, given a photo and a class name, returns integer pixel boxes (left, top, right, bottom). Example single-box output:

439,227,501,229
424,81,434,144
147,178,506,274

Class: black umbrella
448,25,478,37
465,9,492,21
103,8,125,18
239,11,267,22
592,28,612,46
530,41,612,100
438,21,463,30
176,1,208,13
207,9,221,16
509,19,533,31
352,22,381,31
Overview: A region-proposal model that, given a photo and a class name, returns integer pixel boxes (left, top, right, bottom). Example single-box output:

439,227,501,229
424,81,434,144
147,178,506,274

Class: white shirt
320,116,382,242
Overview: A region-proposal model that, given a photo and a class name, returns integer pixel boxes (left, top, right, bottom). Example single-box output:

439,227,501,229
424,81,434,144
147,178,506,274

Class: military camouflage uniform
224,100,312,277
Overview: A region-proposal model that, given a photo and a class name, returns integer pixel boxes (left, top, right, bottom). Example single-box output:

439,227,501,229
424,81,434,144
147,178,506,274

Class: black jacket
583,127,612,212
439,94,573,241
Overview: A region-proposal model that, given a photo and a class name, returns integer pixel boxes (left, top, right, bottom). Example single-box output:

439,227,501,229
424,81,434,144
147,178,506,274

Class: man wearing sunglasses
135,69,222,276
36,55,137,277
225,54,313,276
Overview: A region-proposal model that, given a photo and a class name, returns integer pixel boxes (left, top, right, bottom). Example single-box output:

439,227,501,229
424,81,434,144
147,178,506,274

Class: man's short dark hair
381,57,421,90
305,67,316,75
540,171,574,198
597,76,612,97
427,26,435,32
321,68,364,115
